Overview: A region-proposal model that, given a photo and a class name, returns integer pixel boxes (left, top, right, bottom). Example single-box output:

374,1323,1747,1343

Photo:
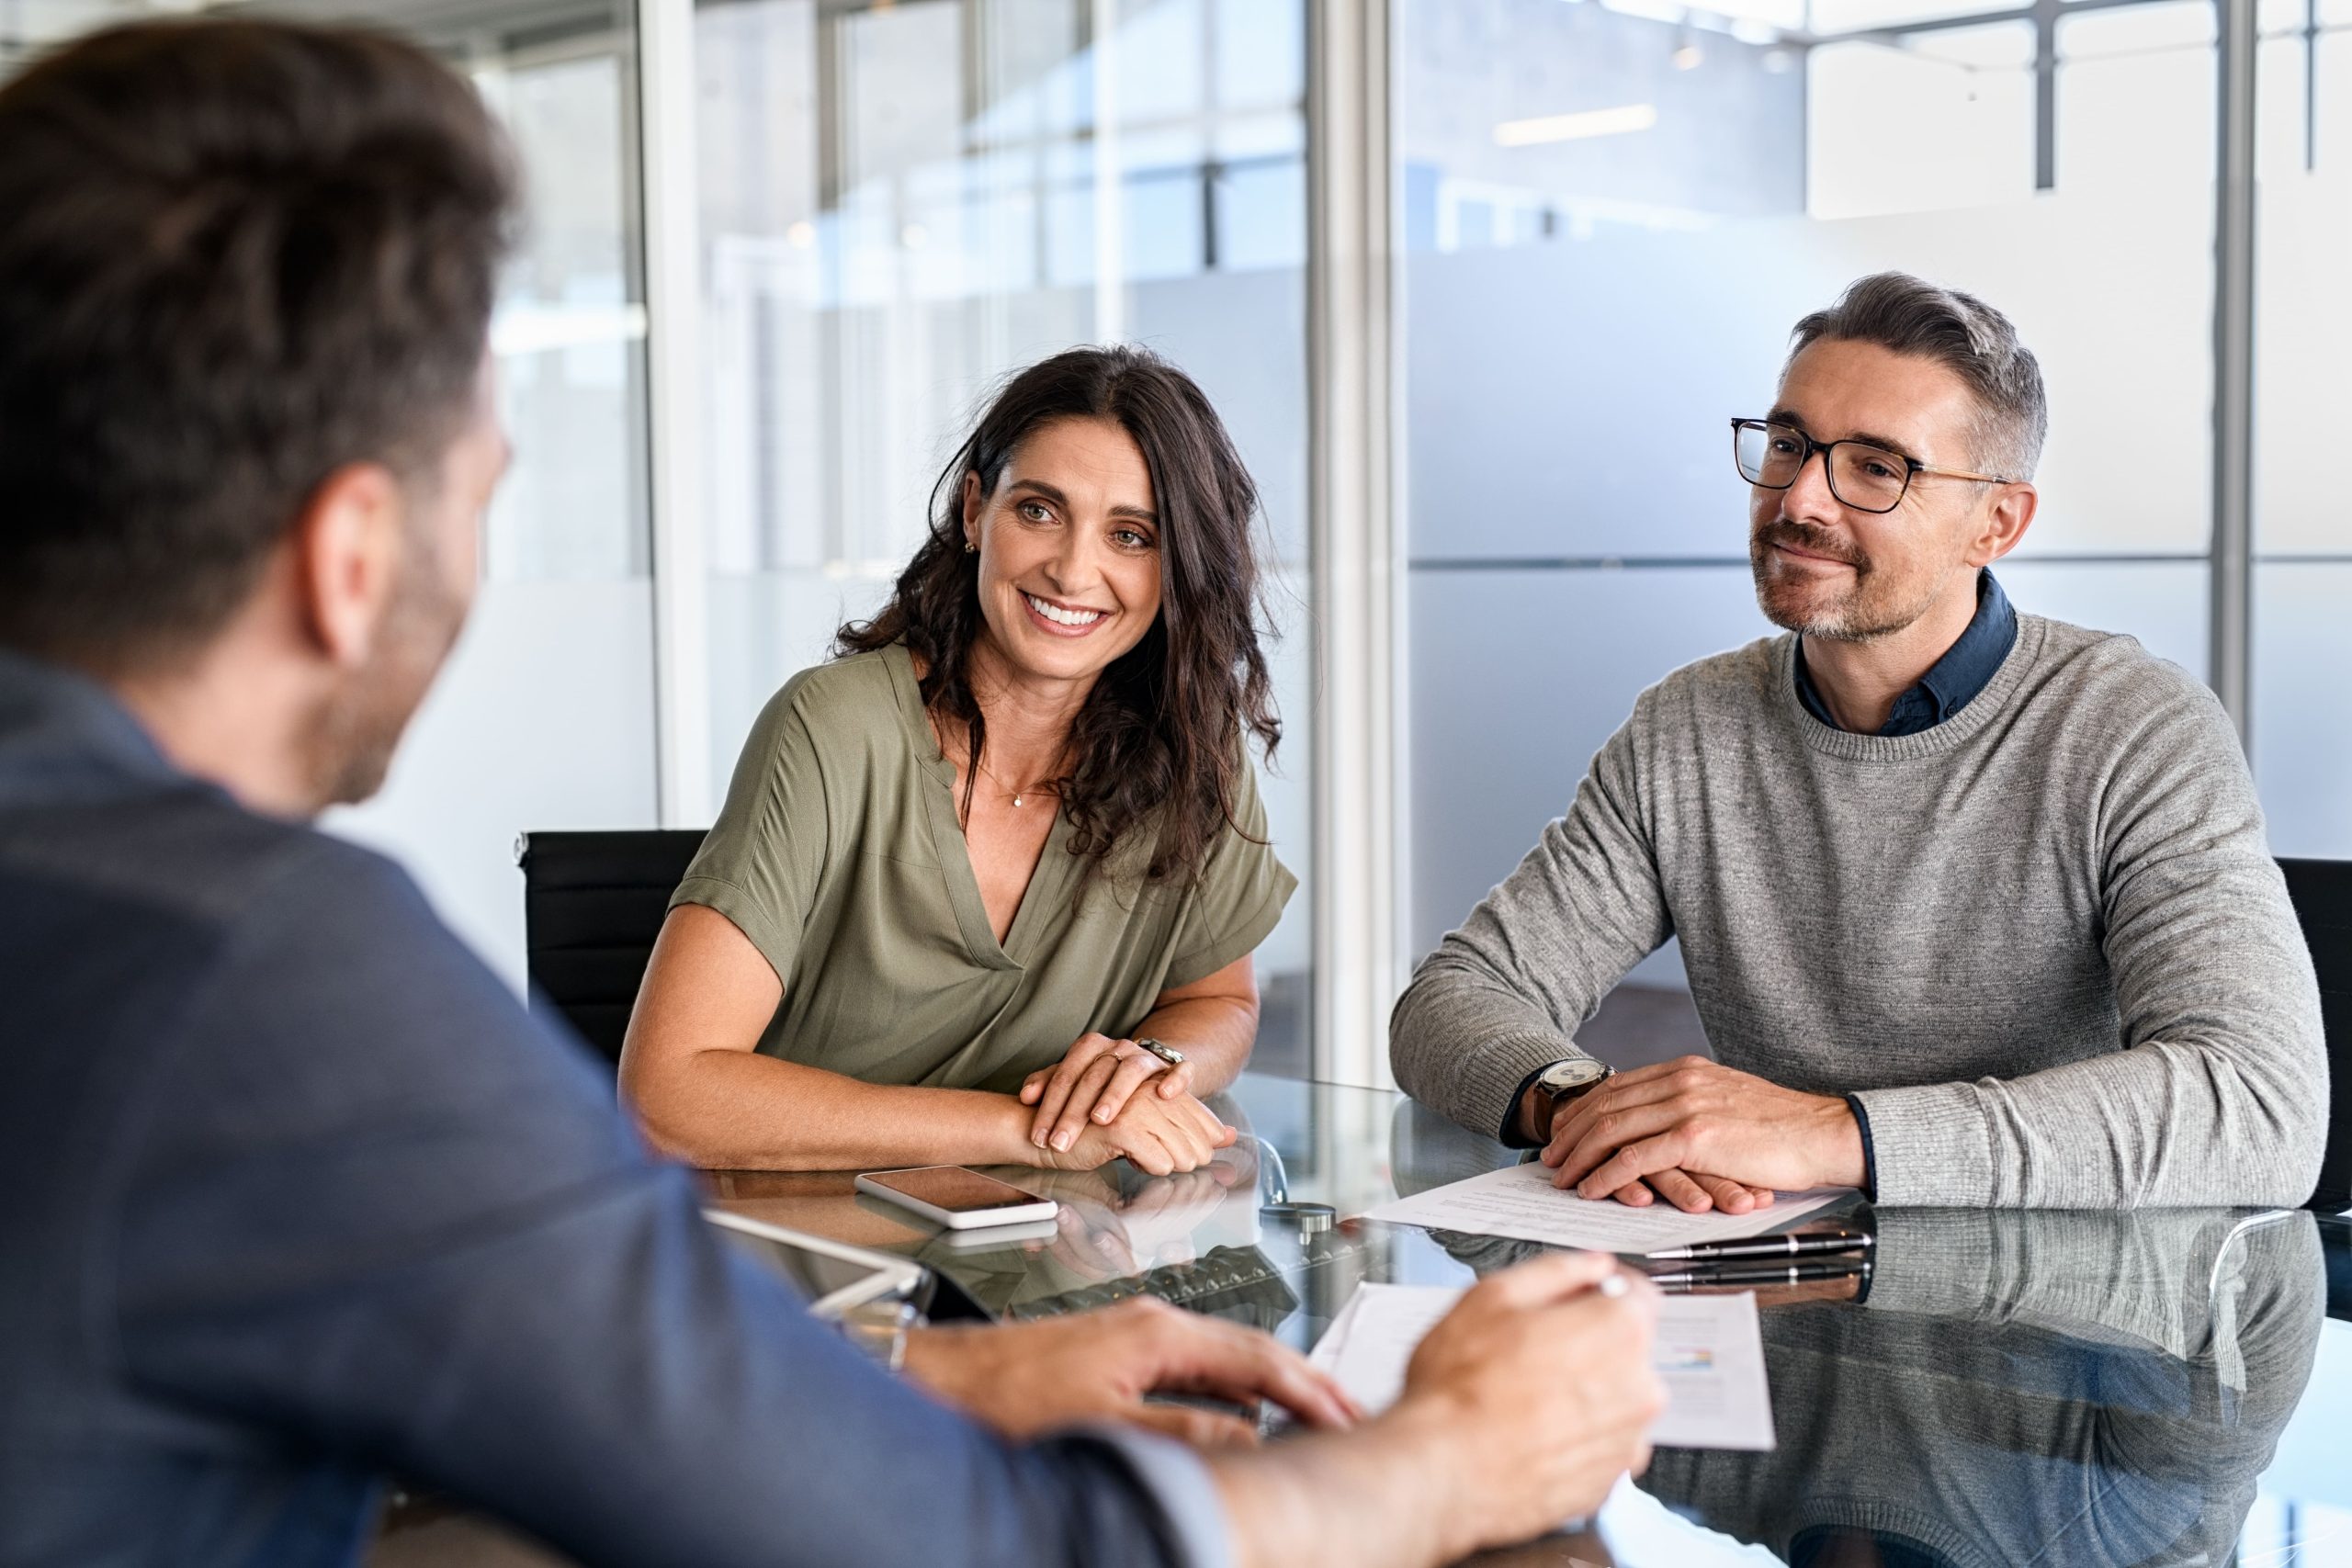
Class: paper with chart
1310,1282,1776,1450
1363,1161,1852,1253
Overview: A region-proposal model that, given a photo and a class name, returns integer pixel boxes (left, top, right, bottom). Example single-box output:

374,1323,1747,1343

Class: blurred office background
3,0,2347,1084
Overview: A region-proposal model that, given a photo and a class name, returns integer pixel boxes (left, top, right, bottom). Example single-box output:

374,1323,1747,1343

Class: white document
1307,1282,1459,1415
1363,1161,1851,1254
1310,1282,1775,1451
1646,1292,1774,1450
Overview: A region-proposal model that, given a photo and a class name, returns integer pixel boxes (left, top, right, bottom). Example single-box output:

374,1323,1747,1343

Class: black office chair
2278,857,2352,1213
515,829,707,1067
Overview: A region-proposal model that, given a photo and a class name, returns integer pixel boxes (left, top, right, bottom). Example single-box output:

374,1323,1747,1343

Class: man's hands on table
901,1294,1360,1448
1535,1055,1865,1212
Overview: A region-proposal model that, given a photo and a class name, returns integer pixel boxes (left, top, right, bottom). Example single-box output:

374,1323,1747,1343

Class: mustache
1754,517,1869,570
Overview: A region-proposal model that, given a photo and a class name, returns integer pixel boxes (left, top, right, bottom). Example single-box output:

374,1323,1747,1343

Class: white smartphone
854,1166,1059,1230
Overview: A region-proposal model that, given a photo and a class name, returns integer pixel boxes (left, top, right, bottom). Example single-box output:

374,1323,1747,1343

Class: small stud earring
964,540,978,555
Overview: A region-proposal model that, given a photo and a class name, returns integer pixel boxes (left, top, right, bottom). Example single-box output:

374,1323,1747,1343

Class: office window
1398,0,2215,981
695,0,1316,1071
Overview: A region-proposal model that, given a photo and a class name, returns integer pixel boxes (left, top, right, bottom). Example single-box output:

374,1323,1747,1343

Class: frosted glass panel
331,582,660,992
1407,567,1771,960
1405,189,2211,563
1994,559,2209,679
2253,548,2352,859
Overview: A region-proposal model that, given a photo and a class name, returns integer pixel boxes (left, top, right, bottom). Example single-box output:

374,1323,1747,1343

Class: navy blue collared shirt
1793,570,2018,738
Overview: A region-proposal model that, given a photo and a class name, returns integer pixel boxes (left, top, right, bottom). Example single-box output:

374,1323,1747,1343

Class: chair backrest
2278,857,2352,1212
516,829,707,1067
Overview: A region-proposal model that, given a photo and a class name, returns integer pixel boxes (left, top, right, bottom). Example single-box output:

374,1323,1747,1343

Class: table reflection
701,1073,2344,1567
1623,1209,2323,1567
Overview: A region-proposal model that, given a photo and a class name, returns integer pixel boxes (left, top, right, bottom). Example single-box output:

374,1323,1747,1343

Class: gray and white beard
1749,518,1948,645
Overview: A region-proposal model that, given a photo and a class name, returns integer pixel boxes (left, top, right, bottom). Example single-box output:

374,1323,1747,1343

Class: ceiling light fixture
1493,102,1661,147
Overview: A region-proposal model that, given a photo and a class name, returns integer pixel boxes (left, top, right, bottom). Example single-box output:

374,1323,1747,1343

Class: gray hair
1789,272,2047,482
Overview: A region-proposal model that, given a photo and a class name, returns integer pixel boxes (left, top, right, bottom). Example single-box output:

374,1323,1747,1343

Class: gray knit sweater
1389,614,2328,1208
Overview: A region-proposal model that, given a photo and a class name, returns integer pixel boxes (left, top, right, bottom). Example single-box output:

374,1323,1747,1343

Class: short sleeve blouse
670,644,1296,1092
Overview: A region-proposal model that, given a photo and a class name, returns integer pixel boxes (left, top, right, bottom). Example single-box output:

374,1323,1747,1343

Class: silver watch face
1540,1058,1611,1093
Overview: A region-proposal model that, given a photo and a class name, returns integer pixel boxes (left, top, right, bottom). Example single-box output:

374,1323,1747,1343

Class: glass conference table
704,1072,2352,1568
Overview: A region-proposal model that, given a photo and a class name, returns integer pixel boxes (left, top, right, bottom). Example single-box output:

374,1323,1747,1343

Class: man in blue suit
0,18,1662,1568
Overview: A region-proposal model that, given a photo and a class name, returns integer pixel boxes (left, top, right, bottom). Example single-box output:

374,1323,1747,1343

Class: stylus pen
1648,1258,1871,1292
1645,1225,1873,1262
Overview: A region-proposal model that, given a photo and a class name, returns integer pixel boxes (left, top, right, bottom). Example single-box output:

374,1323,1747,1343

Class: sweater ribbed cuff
1842,1093,1879,1201
1849,1081,1997,1207
1457,1030,1583,1147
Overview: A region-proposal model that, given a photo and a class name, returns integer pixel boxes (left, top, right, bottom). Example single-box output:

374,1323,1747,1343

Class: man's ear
292,462,404,668
1969,480,2038,568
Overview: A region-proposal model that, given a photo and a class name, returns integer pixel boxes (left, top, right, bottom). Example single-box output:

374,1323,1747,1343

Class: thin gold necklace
973,753,1058,809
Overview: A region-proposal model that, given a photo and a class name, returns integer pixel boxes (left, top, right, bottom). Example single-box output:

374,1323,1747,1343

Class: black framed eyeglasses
1730,418,2012,515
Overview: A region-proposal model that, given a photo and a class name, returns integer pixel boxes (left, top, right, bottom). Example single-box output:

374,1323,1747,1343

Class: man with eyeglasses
1393,272,2327,1213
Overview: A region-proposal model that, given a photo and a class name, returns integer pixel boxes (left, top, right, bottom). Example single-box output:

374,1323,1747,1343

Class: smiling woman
617,346,1296,1176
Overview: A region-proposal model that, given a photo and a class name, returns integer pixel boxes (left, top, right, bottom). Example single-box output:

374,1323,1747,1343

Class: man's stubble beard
1748,515,1943,645
306,533,469,809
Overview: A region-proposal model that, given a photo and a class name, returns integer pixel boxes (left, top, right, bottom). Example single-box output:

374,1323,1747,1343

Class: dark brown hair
0,18,516,671
1791,271,2048,481
840,345,1281,888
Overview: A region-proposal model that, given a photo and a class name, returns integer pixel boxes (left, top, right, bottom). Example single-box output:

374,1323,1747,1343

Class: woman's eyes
1012,500,1152,550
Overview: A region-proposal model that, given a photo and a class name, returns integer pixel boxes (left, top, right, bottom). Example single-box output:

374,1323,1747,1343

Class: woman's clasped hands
1019,1031,1236,1175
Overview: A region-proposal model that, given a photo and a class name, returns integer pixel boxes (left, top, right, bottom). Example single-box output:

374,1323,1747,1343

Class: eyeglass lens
1734,421,1908,513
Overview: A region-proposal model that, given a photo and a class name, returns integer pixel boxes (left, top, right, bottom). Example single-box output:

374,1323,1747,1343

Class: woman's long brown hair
837,345,1280,889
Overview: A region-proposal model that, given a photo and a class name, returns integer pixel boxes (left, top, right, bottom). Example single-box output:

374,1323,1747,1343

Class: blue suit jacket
0,651,1223,1568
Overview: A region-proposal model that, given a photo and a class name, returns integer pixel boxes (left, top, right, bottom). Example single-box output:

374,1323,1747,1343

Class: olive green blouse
671,644,1296,1094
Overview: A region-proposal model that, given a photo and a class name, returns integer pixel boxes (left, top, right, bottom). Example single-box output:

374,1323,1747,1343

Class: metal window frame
639,0,713,829
1306,0,1407,1088
2214,0,2258,750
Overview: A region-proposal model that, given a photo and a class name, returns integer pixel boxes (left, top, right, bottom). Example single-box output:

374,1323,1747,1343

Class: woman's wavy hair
838,345,1280,889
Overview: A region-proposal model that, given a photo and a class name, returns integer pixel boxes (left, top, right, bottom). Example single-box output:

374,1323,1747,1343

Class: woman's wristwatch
1527,1057,1615,1140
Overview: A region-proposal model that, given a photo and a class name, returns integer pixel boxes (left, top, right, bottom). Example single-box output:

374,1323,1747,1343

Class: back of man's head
0,18,514,675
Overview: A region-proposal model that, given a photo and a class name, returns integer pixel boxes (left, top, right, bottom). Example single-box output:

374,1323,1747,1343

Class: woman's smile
1021,590,1109,635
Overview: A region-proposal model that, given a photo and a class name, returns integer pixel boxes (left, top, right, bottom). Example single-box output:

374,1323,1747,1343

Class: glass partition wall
2,0,2338,1079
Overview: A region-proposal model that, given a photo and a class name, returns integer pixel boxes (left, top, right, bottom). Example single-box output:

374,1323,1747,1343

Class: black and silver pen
1648,1258,1871,1292
1645,1225,1873,1263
